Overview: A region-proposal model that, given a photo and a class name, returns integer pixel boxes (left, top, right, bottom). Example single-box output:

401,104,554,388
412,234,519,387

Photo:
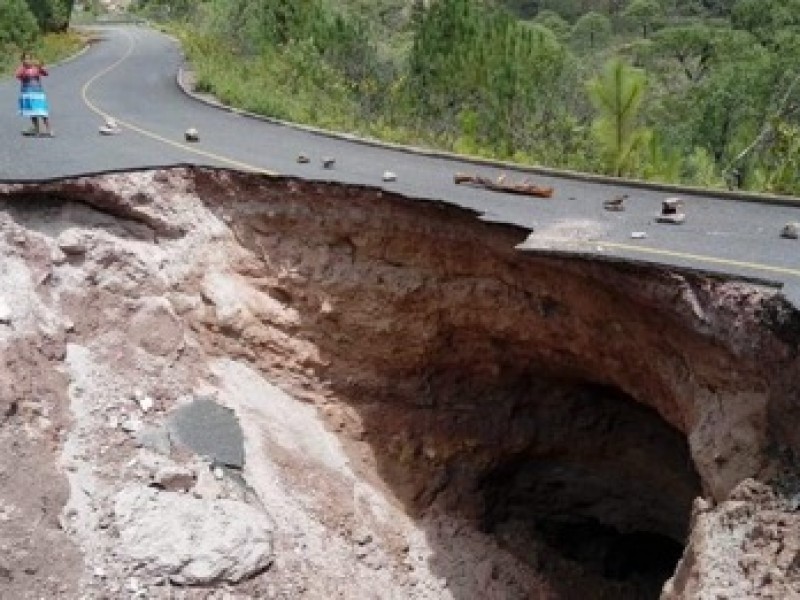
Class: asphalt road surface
1,25,799,305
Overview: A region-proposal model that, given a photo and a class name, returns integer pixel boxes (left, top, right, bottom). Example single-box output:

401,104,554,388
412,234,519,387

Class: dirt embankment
0,167,798,599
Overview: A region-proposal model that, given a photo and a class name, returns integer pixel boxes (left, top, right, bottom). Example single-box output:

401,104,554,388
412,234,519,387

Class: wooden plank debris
454,172,554,198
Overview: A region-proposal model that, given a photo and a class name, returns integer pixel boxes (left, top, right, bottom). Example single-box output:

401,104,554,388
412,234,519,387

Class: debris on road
99,118,121,136
630,231,647,239
655,197,686,224
185,127,200,142
604,194,627,211
454,172,554,198
382,171,397,182
297,153,310,164
780,222,799,239
322,157,336,169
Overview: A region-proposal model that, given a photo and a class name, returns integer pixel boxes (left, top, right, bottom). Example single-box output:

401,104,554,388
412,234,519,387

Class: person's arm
36,63,48,76
15,66,25,80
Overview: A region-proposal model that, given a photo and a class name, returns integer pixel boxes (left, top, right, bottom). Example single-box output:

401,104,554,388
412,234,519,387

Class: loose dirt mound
0,167,798,599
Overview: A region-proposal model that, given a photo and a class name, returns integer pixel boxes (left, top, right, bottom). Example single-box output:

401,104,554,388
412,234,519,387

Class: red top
15,65,48,82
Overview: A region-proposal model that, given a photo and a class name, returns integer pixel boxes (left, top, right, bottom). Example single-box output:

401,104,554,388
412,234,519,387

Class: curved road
1,25,799,304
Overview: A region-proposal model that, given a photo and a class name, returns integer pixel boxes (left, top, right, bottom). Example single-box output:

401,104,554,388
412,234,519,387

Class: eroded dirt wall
184,169,799,501
0,167,798,599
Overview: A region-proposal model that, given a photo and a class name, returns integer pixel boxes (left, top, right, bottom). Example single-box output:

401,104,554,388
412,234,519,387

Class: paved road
1,25,799,304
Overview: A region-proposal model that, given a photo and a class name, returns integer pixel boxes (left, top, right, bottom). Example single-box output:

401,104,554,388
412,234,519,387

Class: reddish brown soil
0,167,798,599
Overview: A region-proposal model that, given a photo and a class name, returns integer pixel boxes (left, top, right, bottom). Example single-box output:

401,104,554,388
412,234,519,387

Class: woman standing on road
16,51,54,137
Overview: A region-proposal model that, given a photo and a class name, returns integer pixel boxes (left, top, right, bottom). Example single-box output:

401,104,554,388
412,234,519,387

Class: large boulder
113,484,274,584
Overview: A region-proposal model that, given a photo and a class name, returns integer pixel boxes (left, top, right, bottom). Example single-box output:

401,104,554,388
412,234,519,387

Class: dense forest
47,0,800,194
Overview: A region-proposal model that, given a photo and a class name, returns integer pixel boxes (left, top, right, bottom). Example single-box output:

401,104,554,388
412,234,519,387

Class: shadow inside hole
474,385,697,599
535,519,685,585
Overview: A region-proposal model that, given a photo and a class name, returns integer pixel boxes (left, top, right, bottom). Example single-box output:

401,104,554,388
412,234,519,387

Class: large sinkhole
477,382,698,596
6,167,795,599
188,168,786,598
364,370,701,598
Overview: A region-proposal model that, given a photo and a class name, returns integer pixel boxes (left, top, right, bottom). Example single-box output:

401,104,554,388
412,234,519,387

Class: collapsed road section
0,166,798,599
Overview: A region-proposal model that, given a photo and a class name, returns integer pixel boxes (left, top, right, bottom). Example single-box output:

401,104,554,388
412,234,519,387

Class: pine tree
587,59,651,176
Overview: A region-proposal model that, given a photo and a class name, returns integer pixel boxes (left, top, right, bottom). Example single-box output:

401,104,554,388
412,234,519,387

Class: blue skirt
19,89,49,117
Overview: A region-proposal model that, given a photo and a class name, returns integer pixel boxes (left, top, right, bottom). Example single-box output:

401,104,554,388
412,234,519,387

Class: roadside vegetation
134,0,800,195
0,0,84,75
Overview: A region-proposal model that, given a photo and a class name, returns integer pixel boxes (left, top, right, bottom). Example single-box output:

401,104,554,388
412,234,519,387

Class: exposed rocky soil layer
0,167,798,599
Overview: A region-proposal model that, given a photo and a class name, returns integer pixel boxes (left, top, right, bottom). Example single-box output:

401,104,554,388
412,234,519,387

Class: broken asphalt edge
175,64,800,209
0,163,784,296
516,245,784,291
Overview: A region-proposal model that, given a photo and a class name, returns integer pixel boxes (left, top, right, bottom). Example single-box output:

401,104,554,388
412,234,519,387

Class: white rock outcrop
113,484,274,584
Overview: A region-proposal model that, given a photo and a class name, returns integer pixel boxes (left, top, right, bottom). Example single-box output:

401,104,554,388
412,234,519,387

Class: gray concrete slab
167,397,244,469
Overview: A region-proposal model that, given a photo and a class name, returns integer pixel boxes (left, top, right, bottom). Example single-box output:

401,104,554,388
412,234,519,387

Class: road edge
174,64,800,208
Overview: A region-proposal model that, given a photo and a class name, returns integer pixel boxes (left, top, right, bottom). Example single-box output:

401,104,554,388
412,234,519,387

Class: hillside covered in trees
124,1,800,193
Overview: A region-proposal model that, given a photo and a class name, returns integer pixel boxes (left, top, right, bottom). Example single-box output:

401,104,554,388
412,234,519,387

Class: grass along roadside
176,27,515,164
0,31,87,78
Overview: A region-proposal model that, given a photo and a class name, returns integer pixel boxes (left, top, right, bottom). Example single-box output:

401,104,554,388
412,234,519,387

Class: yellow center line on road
80,27,277,176
82,29,799,283
593,240,800,279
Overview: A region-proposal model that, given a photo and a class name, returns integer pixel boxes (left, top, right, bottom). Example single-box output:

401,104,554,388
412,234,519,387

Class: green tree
641,130,683,182
501,0,541,19
623,0,662,38
691,56,773,163
571,11,612,51
25,0,72,32
645,26,760,85
407,0,575,156
587,58,651,176
724,63,800,190
539,0,583,21
639,25,765,164
731,0,800,44
700,0,737,16
534,9,570,39
0,0,39,47
649,25,713,82
763,121,800,193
